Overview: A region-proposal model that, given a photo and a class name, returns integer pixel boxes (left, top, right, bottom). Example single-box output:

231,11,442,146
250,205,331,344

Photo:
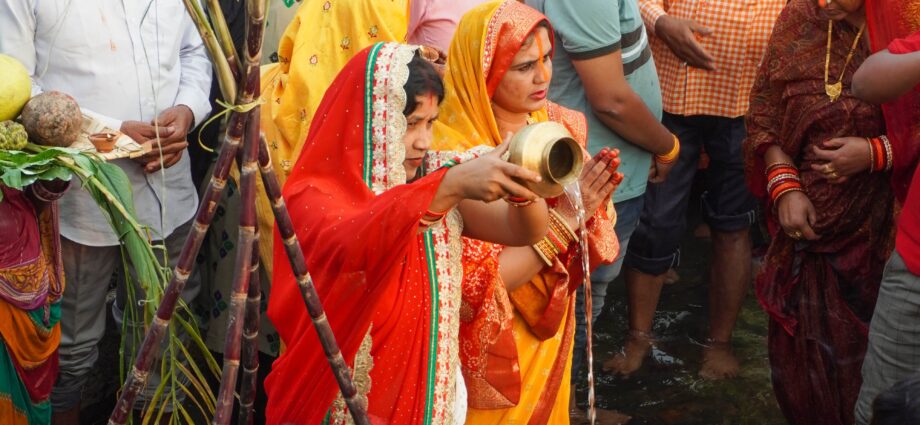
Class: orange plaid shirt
638,0,785,118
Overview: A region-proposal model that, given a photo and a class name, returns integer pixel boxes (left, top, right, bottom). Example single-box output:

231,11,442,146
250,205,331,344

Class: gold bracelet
548,209,577,246
655,134,680,164
532,238,558,267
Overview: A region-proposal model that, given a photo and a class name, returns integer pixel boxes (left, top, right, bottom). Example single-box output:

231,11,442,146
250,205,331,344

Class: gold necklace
824,20,866,102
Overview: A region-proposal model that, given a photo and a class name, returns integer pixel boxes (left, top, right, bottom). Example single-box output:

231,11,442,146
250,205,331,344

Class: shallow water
575,210,785,424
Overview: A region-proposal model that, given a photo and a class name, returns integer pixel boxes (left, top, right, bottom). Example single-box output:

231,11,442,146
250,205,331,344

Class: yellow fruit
0,54,31,121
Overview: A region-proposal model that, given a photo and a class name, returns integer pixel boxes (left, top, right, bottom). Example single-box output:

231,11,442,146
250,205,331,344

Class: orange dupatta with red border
433,0,618,411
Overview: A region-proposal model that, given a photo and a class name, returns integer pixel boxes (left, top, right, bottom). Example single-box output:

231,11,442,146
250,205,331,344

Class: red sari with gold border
266,42,472,425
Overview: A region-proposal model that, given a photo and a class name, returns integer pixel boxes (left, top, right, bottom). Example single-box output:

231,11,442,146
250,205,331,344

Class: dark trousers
625,113,756,275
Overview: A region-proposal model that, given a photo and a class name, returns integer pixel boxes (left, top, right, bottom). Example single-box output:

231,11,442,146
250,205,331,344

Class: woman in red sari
744,0,896,423
265,42,555,424
851,1,920,423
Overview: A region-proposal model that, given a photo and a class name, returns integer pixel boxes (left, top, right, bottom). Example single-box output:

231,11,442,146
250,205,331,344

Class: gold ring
828,171,840,179
787,230,803,240
823,164,837,175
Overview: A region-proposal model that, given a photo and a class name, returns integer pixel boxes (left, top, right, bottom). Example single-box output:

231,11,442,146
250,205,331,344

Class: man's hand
648,158,675,184
655,15,716,71
130,105,195,173
152,105,194,145
120,121,173,144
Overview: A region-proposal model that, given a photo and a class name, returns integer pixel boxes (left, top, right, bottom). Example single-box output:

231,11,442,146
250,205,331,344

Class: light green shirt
527,0,663,202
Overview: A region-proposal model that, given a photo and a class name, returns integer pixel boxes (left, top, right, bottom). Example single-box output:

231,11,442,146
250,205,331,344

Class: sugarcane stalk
257,136,370,424
107,118,248,425
213,106,260,425
107,10,264,418
181,0,238,103
206,0,243,82
238,234,261,425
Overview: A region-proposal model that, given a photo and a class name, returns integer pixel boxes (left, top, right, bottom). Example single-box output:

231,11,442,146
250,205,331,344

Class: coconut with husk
20,91,83,148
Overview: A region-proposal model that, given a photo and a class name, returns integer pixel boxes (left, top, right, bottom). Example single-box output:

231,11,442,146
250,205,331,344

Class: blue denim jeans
625,113,756,275
571,196,644,381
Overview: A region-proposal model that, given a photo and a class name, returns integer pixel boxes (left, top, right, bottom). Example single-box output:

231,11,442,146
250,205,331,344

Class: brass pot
507,121,584,198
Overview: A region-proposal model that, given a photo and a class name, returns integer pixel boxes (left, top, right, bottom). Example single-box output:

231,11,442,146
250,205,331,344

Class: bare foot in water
699,339,740,380
602,330,654,377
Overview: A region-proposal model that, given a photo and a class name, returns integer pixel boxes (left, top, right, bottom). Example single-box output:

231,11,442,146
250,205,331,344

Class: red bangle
546,230,569,255
505,196,535,207
424,208,449,219
770,181,801,200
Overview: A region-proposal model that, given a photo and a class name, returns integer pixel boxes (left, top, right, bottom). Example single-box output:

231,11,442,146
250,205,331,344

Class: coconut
21,91,83,147
0,54,32,121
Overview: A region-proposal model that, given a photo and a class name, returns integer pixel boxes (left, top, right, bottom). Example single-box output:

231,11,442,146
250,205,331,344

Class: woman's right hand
806,136,873,184
578,148,623,216
776,191,820,241
444,141,543,203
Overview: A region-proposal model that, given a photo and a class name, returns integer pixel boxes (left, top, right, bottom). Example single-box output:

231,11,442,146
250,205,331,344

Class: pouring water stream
564,181,596,425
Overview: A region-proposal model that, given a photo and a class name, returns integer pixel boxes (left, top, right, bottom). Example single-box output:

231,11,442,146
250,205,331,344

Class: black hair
871,374,920,425
403,52,445,115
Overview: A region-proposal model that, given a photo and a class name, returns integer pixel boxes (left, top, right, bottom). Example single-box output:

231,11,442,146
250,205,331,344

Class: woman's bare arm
852,49,920,104
459,199,548,247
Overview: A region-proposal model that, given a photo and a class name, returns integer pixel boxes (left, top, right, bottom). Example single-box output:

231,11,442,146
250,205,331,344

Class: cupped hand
806,137,872,184
655,15,716,71
776,191,820,241
446,140,543,203
577,148,624,215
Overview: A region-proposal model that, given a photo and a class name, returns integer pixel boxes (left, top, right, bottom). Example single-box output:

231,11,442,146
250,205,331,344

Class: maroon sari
743,1,895,423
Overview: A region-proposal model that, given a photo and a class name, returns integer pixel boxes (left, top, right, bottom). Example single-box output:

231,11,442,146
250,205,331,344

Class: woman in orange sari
433,1,622,423
265,42,556,424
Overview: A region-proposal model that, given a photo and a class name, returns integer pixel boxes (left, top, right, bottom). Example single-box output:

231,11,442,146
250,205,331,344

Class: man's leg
608,113,701,376
699,116,756,379
52,239,120,425
855,251,920,425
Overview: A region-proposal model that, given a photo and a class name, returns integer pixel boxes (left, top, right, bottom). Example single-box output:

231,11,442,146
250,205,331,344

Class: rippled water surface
574,209,786,425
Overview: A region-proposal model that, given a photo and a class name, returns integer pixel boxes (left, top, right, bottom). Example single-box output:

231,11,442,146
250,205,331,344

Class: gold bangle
655,134,680,164
532,239,557,267
548,209,577,245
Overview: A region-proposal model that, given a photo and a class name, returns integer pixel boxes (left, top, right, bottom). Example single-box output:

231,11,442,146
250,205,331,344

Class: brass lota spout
507,121,584,198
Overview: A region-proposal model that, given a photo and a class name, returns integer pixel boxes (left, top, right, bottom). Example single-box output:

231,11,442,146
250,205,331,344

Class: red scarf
265,43,449,424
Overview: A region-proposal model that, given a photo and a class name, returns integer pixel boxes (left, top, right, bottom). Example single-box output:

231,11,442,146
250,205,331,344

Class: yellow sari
433,1,618,423
254,0,409,274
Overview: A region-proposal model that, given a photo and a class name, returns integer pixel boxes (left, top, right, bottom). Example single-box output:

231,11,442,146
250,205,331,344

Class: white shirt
0,0,212,246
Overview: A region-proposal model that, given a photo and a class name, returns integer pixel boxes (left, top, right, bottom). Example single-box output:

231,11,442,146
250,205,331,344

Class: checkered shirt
638,0,785,118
